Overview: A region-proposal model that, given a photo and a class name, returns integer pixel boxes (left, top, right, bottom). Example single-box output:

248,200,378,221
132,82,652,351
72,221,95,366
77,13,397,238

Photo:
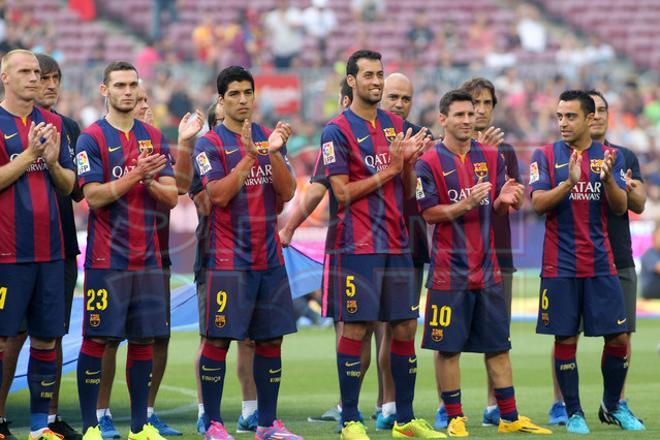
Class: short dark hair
207,101,219,128
35,53,61,79
216,66,254,97
559,90,595,116
586,89,608,111
340,77,353,103
459,77,497,107
103,61,138,85
438,89,474,115
346,49,382,77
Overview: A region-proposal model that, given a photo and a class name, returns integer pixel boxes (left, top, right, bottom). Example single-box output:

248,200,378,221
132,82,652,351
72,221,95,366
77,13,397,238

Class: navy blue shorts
204,266,297,341
0,261,65,339
83,269,170,339
422,284,511,353
321,254,337,320
154,268,171,339
330,254,419,322
536,276,627,337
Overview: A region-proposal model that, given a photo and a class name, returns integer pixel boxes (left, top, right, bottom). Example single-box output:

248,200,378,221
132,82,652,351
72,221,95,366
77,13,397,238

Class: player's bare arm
401,128,431,199
494,178,524,215
193,190,211,217
0,121,49,191
205,120,258,207
145,175,178,208
422,178,492,224
83,150,167,209
173,109,204,194
532,150,581,215
268,120,296,202
279,182,327,247
624,169,646,214
600,150,627,215
329,132,403,205
42,125,75,195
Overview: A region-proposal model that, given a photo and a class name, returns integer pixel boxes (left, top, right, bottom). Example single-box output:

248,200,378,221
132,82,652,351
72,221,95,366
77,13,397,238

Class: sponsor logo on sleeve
322,141,336,165
529,161,539,184
77,151,90,174
196,152,212,175
415,177,425,200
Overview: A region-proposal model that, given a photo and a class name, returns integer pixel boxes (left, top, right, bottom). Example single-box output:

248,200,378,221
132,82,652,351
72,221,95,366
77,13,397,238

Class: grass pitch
5,319,660,439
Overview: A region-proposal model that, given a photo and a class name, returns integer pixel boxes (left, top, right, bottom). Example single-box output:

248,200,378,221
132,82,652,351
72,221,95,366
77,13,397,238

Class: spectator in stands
264,0,304,69
152,0,177,40
406,10,434,64
221,9,258,68
302,0,336,65
584,35,615,65
351,0,385,22
192,15,214,63
516,4,546,53
641,223,660,299
135,39,162,80
467,13,495,59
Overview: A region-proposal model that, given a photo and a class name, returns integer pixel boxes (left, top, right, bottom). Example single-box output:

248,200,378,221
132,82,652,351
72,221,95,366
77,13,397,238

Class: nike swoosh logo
357,135,369,143
443,169,456,177
85,370,101,375
411,305,420,311
4,133,17,140
201,365,223,372
617,318,627,325
225,148,239,155
555,163,569,169
108,146,121,152
269,368,282,374
345,361,360,367
408,357,417,364
40,380,56,386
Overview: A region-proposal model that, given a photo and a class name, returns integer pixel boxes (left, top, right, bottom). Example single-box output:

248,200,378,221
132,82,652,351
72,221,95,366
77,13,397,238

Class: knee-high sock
495,386,519,422
554,342,581,416
254,345,281,427
28,347,56,431
337,337,362,424
199,343,227,427
441,390,463,421
391,338,416,424
126,344,153,433
77,339,105,431
601,344,628,412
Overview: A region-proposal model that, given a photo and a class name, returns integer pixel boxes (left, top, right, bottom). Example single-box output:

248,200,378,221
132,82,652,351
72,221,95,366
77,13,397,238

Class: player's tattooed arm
268,121,296,202
83,150,168,209
421,177,492,224
600,149,627,216
173,110,204,195
531,150,581,215
0,122,51,191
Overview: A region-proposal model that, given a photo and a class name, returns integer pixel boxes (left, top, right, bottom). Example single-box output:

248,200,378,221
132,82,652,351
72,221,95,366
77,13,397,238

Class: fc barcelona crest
542,312,550,326
473,162,488,178
431,328,444,342
346,300,358,314
89,314,101,328
215,315,227,328
590,159,603,174
383,127,397,142
138,139,154,154
255,141,270,155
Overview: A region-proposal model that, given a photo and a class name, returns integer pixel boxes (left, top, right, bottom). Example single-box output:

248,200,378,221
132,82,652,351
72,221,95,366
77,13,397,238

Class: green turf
6,320,659,439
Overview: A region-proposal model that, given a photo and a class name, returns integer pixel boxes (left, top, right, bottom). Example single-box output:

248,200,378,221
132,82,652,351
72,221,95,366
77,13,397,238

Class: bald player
375,72,431,430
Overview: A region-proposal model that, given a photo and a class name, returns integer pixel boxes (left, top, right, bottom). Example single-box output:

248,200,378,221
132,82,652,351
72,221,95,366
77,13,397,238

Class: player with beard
322,50,440,440
0,49,75,440
416,89,548,437
530,90,643,433
74,61,178,440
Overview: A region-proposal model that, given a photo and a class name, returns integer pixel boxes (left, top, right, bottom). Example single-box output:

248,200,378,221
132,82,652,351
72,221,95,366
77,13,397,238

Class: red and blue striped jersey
529,141,626,278
193,123,290,270
415,141,504,290
0,106,74,263
322,108,408,255
76,118,174,270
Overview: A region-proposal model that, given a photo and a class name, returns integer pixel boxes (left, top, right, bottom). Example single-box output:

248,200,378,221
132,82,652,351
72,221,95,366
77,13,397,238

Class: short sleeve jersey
76,118,174,270
322,108,408,255
193,123,290,270
0,106,74,263
529,140,626,278
492,142,521,271
415,140,504,290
